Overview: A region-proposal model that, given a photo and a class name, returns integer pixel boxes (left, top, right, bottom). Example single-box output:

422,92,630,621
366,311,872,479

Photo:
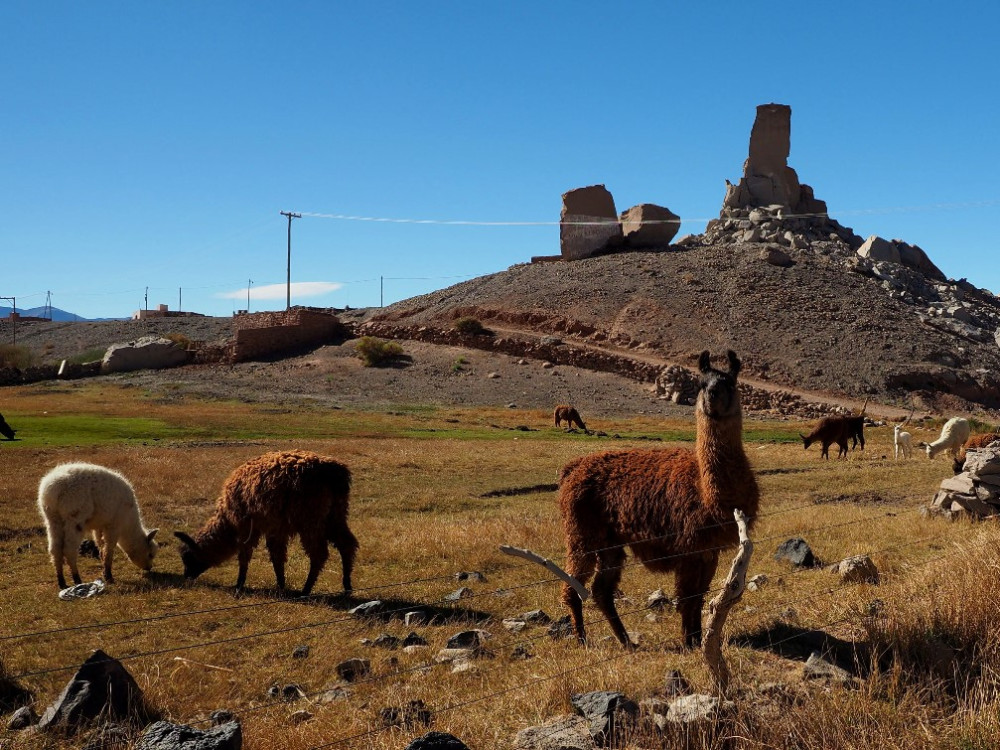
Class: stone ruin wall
231,307,345,363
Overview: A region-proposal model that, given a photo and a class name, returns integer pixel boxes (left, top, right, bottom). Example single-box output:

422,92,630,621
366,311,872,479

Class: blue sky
3,2,998,319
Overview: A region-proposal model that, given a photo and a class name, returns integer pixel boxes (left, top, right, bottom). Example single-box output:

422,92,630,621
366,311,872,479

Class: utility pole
1,297,15,344
144,286,148,313
45,291,52,320
280,211,301,310
380,276,384,308
247,279,252,313
178,287,182,313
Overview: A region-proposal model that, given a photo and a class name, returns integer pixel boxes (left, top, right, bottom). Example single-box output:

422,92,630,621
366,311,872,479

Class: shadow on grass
731,622,878,677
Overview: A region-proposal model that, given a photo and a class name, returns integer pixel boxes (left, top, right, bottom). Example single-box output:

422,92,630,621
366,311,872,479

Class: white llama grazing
893,424,913,460
37,463,159,589
920,417,972,460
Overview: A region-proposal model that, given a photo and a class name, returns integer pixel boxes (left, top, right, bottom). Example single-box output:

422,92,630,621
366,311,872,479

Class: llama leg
299,533,330,596
49,526,68,589
675,552,720,649
64,524,84,586
561,549,597,644
329,525,359,592
265,535,289,592
592,550,633,649
101,529,119,583
235,531,260,591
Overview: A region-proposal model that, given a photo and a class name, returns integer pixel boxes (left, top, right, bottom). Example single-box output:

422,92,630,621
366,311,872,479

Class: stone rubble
927,444,1000,519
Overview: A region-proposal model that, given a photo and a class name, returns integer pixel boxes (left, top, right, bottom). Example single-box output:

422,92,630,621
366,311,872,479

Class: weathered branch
499,545,590,601
702,509,753,695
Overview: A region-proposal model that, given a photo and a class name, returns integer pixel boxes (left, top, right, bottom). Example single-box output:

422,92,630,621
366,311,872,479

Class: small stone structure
231,307,345,362
927,444,1000,519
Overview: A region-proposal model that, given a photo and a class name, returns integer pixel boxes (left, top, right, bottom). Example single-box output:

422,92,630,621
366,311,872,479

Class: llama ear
698,350,711,374
174,531,198,548
147,528,159,541
726,350,741,378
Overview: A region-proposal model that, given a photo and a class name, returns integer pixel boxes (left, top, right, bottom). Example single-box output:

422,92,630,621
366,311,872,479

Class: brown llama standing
554,404,587,431
800,416,851,459
174,450,358,595
559,350,759,649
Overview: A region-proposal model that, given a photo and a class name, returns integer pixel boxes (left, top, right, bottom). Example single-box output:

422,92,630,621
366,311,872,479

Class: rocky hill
367,105,1000,415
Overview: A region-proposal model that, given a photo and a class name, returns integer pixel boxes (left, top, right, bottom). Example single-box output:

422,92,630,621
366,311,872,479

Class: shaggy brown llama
952,431,1000,474
554,404,587,431
559,350,759,649
174,450,358,595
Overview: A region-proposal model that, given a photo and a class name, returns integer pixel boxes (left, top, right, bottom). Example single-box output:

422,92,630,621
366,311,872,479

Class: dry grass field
1,381,998,749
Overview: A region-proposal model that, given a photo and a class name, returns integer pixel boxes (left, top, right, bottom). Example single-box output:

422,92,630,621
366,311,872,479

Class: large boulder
101,336,189,374
895,239,946,280
37,650,152,732
514,714,596,749
560,185,623,260
856,235,901,264
620,203,680,248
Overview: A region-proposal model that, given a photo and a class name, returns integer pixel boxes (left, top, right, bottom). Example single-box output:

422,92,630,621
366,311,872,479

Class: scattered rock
405,610,432,627
664,693,735,725
455,571,486,583
510,646,533,661
289,710,312,725
520,609,551,624
570,690,638,745
774,538,816,567
747,573,768,591
830,555,880,584
647,589,673,611
446,630,490,650
803,652,859,687
760,247,794,267
291,645,309,659
547,615,574,639
349,600,384,618
79,538,101,559
135,719,242,750
402,632,428,648
335,658,371,682
502,619,527,633
371,634,401,650
404,731,471,750
857,235,901,265
379,699,431,728
514,714,596,750
208,710,235,727
444,587,473,602
37,650,152,732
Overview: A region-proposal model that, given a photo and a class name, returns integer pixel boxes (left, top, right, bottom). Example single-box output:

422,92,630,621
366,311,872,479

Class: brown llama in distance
800,416,852,459
554,404,587,431
174,450,358,595
558,350,759,649
952,430,1000,474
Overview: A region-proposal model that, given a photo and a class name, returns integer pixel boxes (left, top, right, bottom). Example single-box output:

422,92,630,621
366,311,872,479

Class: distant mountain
1,306,96,322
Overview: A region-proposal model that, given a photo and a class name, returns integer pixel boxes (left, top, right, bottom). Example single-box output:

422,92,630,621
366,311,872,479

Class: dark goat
800,417,851,459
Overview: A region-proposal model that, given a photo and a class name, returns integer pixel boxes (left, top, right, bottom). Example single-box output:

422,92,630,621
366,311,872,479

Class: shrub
66,347,107,365
0,345,34,369
453,317,490,336
354,337,403,367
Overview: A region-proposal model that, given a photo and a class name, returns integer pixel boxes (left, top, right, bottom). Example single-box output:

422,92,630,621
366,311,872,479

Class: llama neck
194,513,241,566
695,408,755,511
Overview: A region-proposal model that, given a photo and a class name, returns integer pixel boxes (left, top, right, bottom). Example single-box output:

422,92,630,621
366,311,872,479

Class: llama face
127,529,159,571
174,531,210,579
696,350,740,420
